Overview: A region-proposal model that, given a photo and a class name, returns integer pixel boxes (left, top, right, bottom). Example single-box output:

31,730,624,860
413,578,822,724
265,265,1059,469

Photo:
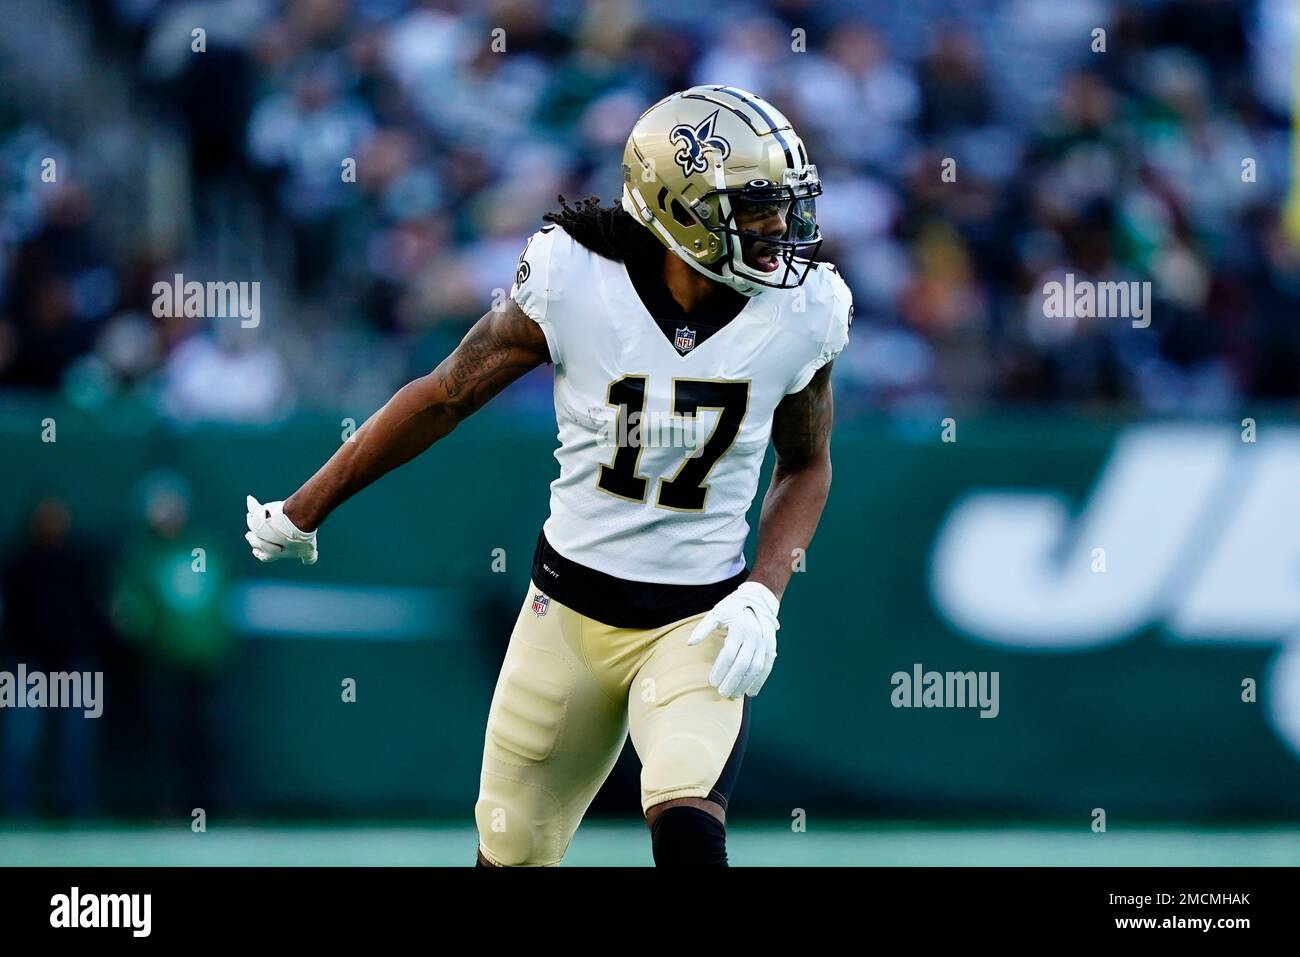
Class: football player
246,86,851,867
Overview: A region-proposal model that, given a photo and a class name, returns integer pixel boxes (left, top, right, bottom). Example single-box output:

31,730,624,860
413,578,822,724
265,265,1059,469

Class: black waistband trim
531,530,746,629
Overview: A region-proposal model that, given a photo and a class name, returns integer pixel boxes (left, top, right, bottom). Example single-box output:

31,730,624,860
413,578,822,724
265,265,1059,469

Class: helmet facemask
692,166,823,294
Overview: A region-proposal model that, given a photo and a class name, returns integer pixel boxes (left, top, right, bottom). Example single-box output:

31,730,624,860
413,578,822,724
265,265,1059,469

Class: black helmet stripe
681,93,760,132
710,86,795,172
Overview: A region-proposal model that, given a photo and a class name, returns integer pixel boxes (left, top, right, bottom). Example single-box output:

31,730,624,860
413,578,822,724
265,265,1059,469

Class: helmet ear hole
668,199,695,229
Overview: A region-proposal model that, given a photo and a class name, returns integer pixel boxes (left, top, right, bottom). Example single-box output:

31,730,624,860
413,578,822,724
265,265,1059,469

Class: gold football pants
474,582,748,866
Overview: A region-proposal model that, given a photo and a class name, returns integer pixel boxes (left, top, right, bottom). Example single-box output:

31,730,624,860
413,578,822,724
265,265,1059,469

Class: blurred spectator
1,179,116,391
0,496,110,817
160,320,294,424
917,23,994,136
790,21,920,168
111,472,235,814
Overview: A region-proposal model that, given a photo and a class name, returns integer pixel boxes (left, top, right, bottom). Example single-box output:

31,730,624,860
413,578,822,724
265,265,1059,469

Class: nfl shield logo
531,593,550,617
674,327,696,353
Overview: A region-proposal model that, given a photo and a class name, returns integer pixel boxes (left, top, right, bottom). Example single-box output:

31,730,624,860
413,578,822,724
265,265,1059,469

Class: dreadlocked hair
542,195,666,264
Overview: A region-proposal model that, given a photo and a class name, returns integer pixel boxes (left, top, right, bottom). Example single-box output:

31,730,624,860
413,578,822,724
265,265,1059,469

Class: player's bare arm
684,361,834,701
749,361,835,600
245,301,548,559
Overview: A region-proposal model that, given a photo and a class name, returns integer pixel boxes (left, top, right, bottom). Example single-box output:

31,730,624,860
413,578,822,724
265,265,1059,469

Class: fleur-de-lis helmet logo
669,110,731,177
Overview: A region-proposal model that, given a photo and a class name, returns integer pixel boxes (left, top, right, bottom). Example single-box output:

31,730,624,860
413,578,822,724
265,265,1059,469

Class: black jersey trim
531,530,746,630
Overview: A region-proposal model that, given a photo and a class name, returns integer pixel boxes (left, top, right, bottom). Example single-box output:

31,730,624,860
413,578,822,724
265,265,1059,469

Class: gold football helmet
621,85,822,296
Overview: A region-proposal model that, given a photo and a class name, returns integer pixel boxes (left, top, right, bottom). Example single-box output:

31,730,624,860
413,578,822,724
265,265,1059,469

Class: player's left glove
686,581,780,699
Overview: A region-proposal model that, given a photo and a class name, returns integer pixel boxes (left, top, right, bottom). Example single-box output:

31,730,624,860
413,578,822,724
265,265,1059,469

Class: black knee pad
650,805,728,867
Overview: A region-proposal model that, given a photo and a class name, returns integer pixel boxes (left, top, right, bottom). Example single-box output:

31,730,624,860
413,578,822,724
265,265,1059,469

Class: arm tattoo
771,362,834,470
281,301,549,531
433,300,550,418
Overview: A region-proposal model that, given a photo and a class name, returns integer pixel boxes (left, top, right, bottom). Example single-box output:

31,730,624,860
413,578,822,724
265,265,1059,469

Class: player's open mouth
747,244,781,272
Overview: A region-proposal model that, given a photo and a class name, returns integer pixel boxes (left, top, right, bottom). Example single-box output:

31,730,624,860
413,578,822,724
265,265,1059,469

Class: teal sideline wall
2,399,1298,820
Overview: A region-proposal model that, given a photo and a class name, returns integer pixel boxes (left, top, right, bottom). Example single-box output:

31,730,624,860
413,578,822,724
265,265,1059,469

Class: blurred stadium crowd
2,0,1298,421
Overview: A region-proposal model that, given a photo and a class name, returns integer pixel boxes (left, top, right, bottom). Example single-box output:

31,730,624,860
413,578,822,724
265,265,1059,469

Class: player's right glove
245,495,318,564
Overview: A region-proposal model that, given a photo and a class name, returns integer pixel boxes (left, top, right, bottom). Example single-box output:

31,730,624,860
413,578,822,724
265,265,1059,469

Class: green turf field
2,822,1298,866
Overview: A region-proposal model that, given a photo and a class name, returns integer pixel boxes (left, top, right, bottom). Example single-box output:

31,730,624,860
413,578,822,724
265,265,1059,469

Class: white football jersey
511,226,851,586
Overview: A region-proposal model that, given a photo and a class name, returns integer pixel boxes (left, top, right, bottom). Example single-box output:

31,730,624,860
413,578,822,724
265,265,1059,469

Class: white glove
245,495,318,565
686,581,780,699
